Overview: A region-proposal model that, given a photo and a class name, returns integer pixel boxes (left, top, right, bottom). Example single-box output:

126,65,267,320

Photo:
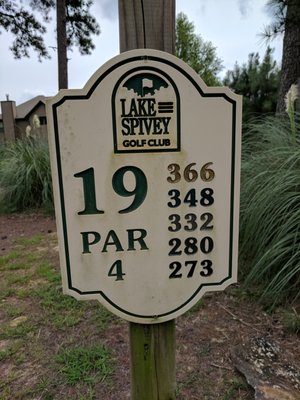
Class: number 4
108,260,125,281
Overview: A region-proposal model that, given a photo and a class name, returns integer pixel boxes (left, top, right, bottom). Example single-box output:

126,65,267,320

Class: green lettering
129,99,138,116
148,99,156,116
120,98,128,117
102,230,124,252
121,118,131,135
81,231,101,254
130,118,139,134
127,229,148,250
74,168,104,215
142,117,153,135
138,99,148,115
161,117,171,134
152,118,163,135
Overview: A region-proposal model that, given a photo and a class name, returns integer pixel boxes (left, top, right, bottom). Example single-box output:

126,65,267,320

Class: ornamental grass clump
0,137,53,212
239,114,300,306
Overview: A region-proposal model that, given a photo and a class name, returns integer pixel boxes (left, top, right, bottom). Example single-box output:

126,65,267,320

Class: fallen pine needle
210,363,232,371
218,304,260,331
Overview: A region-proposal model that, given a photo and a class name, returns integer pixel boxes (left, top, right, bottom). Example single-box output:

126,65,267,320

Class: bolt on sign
47,49,242,324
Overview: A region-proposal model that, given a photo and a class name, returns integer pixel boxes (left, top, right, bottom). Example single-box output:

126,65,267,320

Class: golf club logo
112,69,180,153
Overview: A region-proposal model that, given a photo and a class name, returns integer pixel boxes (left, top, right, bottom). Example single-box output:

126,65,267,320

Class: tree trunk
276,0,300,113
57,0,68,89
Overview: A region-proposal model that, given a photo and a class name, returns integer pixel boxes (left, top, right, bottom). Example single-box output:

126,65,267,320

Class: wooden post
130,322,176,400
119,0,175,54
118,1,176,399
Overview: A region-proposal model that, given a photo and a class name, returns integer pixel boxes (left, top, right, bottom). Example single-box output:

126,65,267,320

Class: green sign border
52,53,238,320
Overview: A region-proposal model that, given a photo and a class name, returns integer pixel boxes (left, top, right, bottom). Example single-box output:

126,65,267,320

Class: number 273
169,260,213,278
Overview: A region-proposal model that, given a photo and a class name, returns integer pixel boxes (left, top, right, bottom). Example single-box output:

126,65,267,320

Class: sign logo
112,69,180,153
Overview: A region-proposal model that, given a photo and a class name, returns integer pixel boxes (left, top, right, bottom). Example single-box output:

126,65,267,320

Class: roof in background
0,95,46,120
15,95,46,119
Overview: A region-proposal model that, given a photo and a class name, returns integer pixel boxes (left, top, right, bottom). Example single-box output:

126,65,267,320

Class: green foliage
0,234,117,399
65,0,101,55
280,309,300,334
33,283,81,312
239,114,300,306
176,12,223,86
223,377,248,400
0,0,100,60
0,340,23,362
224,47,280,123
56,344,113,385
0,138,53,212
186,299,205,316
0,1,48,60
0,250,22,269
0,321,35,340
262,0,286,40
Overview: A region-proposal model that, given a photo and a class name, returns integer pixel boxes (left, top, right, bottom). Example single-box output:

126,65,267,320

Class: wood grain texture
130,321,176,400
119,2,176,397
118,0,175,54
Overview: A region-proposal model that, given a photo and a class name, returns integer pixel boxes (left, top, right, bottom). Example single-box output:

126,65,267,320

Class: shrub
239,114,300,306
0,138,53,212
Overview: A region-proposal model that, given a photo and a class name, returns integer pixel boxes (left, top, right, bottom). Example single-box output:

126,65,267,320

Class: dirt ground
0,212,56,256
1,212,300,399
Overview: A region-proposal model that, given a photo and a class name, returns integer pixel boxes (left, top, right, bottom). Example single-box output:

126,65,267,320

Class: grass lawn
0,219,299,399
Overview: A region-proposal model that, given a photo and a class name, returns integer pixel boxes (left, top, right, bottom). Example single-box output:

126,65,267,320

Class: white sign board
47,49,242,324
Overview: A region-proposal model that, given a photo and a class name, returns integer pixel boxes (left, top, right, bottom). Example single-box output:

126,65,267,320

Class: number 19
74,166,148,214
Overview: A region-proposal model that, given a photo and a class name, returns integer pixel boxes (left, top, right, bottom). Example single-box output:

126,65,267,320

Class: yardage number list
167,162,215,280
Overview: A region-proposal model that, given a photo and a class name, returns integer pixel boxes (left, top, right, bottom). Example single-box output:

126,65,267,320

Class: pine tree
224,47,280,122
0,0,100,89
175,12,223,86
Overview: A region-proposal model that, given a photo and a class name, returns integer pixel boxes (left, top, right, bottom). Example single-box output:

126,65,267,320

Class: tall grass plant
239,114,300,306
0,138,53,212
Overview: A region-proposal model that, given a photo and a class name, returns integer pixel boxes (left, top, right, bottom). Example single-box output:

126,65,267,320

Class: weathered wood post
119,1,176,398
119,0,175,53
129,321,176,399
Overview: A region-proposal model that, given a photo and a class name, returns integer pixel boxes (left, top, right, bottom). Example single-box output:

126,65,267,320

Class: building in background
0,96,48,143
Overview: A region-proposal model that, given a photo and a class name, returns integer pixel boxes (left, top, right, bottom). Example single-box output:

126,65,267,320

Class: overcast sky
0,0,283,105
